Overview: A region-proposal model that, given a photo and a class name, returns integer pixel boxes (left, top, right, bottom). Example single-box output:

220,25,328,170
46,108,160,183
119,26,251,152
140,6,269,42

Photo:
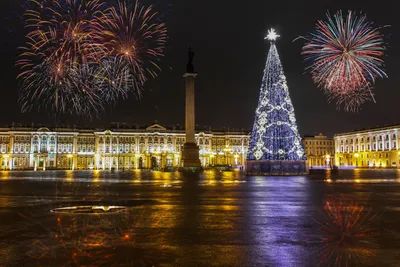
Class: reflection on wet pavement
0,169,400,266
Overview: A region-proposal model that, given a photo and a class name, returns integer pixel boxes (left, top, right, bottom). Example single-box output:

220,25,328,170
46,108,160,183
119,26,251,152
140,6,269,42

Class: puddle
51,205,128,214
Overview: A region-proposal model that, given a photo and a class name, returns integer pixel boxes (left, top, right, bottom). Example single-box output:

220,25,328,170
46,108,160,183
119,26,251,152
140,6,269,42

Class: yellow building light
354,153,359,158
67,154,73,158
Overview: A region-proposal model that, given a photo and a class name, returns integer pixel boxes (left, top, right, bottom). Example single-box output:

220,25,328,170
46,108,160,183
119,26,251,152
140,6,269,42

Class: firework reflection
21,190,165,265
315,196,380,266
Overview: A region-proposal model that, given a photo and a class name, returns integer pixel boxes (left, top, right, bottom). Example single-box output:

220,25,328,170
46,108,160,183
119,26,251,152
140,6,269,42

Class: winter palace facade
0,124,250,171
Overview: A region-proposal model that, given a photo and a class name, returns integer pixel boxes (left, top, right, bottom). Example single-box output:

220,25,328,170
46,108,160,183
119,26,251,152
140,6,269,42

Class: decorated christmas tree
246,29,307,175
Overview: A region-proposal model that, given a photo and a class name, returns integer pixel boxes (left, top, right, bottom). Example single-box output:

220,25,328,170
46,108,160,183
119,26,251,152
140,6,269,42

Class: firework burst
299,10,388,111
98,0,167,98
17,0,167,117
17,0,107,115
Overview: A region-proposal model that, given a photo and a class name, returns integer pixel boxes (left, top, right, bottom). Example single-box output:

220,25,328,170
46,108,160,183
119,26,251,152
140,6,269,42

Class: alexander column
180,47,202,171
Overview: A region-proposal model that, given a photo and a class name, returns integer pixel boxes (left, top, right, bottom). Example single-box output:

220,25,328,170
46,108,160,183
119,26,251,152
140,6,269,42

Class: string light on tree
247,29,306,163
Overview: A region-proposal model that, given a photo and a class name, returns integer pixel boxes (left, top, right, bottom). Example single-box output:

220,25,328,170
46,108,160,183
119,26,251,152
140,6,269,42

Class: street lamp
325,154,330,167
223,146,231,165
354,153,359,167
67,154,73,170
398,152,400,169
209,153,215,166
3,154,9,170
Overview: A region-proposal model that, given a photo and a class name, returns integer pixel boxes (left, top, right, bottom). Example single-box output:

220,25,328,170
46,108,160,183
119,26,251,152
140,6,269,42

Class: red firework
300,10,388,111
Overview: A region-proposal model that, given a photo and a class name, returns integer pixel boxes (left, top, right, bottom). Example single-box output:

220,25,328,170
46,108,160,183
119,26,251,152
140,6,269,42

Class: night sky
0,0,398,137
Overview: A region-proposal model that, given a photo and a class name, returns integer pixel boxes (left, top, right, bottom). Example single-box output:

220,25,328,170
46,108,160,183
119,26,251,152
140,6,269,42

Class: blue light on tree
247,29,306,162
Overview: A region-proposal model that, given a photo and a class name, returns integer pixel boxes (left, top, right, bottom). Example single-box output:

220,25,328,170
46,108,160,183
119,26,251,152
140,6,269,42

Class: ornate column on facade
180,47,202,171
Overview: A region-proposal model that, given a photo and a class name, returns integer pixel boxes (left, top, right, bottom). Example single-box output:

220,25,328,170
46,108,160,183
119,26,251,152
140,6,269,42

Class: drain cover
51,205,128,214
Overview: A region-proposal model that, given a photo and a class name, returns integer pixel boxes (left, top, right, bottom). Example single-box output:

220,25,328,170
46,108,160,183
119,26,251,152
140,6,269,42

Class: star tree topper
265,28,280,41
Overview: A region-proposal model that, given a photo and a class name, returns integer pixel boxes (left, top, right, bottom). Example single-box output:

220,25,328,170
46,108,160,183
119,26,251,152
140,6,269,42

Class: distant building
334,125,400,168
302,133,334,168
0,123,249,171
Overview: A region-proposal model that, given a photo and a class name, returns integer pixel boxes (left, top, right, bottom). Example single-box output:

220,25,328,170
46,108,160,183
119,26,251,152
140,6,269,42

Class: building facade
0,124,249,171
302,133,334,168
334,125,400,168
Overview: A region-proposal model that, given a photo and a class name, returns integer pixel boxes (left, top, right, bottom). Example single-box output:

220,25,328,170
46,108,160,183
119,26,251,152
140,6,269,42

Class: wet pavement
0,169,400,266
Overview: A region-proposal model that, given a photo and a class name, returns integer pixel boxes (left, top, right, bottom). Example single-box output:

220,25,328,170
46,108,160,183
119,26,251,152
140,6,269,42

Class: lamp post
354,153,359,167
3,154,9,171
209,153,215,166
325,155,330,168
223,146,231,165
398,152,400,169
67,154,73,170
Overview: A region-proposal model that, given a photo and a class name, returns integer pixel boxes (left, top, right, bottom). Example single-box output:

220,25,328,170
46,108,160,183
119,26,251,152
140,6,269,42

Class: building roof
335,124,400,137
302,133,333,139
0,122,250,136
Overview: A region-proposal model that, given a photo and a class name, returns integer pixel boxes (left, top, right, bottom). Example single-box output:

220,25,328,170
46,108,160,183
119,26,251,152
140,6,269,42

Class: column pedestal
180,143,202,172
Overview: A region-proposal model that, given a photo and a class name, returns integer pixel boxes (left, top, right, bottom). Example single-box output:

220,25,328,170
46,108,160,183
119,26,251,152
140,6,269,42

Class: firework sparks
299,10,388,111
17,0,167,117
